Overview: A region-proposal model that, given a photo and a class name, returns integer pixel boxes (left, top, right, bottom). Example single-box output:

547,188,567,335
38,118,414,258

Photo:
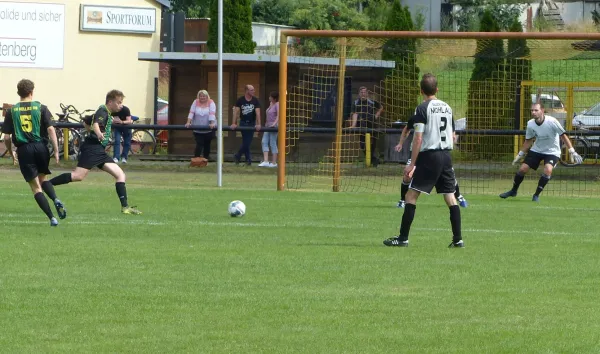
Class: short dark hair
532,102,545,110
106,89,124,104
359,86,367,92
17,79,35,98
270,91,279,102
420,73,438,96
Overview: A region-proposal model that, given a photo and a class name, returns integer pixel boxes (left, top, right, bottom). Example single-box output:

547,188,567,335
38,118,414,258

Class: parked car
532,93,566,125
573,102,600,128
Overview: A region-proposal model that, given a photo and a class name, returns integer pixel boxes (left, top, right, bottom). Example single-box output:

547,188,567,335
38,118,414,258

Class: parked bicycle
104,116,156,156
51,103,96,158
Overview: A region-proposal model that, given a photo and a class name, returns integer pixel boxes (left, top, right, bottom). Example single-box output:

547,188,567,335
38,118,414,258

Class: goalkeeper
500,102,582,202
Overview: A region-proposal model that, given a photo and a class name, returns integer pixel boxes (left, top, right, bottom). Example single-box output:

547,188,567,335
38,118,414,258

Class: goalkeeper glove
569,147,583,164
512,151,526,166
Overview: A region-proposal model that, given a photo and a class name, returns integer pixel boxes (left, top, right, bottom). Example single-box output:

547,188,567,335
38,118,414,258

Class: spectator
349,87,384,167
259,91,279,167
185,90,216,160
111,105,133,164
231,85,261,165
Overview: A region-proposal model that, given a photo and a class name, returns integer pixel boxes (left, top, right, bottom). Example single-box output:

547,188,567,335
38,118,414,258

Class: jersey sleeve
40,105,54,130
92,109,109,125
413,104,427,125
1,110,14,134
406,116,416,130
525,123,535,140
553,119,566,135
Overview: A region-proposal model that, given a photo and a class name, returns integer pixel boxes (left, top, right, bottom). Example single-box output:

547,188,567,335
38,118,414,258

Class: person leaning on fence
259,91,279,167
111,105,133,164
185,90,216,163
231,85,261,166
349,86,384,167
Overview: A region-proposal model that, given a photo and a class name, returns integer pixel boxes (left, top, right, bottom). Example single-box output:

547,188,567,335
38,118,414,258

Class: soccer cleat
258,161,270,167
122,206,142,215
532,194,539,202
457,195,468,208
50,217,58,227
54,199,67,219
383,237,409,247
499,190,517,199
448,240,465,248
397,200,405,208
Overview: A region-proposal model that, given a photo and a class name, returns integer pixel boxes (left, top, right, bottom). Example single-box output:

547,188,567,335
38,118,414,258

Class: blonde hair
197,90,210,100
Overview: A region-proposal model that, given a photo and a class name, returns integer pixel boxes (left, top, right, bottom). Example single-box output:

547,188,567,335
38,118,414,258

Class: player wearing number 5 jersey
384,73,463,248
1,79,66,226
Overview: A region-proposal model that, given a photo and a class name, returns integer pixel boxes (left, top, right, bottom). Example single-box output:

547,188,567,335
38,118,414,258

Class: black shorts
409,150,456,194
77,139,114,170
16,141,51,182
524,151,560,170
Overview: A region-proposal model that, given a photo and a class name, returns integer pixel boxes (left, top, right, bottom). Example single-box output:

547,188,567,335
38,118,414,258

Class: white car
573,103,600,128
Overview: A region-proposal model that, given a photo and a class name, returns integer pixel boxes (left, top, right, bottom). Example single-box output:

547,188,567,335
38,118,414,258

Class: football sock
449,205,462,243
116,182,128,208
398,203,416,242
511,172,525,192
41,181,58,201
50,173,72,186
34,192,54,219
534,174,551,196
400,181,409,201
454,182,461,199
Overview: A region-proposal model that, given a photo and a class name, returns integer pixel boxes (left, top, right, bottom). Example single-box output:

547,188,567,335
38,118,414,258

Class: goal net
277,31,600,197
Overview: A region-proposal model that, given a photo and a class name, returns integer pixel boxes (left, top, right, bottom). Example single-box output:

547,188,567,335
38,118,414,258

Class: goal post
277,30,600,195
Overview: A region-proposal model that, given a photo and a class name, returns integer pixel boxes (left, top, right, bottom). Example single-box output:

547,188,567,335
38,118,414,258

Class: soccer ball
228,200,246,217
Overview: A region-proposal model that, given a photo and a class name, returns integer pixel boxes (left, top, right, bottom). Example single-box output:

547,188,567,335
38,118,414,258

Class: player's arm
560,133,583,164
91,110,107,142
42,106,59,162
2,110,16,161
409,128,423,166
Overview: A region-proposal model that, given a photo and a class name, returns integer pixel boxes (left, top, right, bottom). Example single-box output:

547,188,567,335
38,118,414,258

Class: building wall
0,0,161,119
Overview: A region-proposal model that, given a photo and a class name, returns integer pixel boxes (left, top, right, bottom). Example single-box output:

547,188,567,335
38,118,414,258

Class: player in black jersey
1,79,66,226
385,74,463,248
49,90,141,215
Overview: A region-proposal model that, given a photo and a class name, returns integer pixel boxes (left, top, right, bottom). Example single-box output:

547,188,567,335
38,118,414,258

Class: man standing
499,102,581,201
1,79,66,226
349,87,384,167
111,105,133,164
384,73,463,248
49,90,142,215
231,85,261,165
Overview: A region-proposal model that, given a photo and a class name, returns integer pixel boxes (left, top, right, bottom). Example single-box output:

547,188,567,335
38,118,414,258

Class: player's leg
438,161,463,248
454,179,468,208
19,144,57,225
50,167,90,186
500,153,537,198
50,141,98,185
397,160,413,208
101,162,141,214
532,156,558,201
28,177,58,226
40,174,67,219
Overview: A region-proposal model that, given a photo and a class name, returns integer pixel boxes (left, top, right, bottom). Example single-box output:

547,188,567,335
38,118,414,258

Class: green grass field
2,167,600,353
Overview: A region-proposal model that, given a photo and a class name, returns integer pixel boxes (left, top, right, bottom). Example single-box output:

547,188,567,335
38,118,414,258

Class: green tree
207,0,256,53
252,0,295,25
505,19,532,140
380,1,420,122
168,0,211,17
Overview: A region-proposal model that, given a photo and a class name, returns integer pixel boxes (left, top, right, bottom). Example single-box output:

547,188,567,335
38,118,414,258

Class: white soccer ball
228,200,246,217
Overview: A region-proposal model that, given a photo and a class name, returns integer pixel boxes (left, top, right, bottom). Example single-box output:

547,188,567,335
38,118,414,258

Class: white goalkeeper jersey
413,99,454,152
525,115,565,156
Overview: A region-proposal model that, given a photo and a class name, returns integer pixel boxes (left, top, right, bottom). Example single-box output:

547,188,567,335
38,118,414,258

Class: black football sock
34,192,54,219
398,203,416,242
49,173,72,186
400,181,409,201
534,174,551,196
41,181,58,202
449,205,462,243
454,182,461,199
116,182,128,208
511,172,525,192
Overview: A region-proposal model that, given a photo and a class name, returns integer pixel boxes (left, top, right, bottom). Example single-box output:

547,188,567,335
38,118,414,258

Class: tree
380,1,420,123
466,10,507,159
505,19,532,138
252,0,295,25
207,0,256,53
168,0,211,17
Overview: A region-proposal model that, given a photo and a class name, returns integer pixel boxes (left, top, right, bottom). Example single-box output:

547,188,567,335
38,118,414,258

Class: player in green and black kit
49,90,141,215
1,79,67,226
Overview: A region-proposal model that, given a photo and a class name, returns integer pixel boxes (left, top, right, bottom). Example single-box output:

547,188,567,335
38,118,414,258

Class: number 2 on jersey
439,116,447,141
21,115,33,132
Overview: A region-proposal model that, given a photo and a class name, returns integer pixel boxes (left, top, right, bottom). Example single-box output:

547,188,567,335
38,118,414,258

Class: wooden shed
138,52,395,159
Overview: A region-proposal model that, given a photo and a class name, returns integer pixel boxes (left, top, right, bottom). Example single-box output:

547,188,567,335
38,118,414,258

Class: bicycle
559,121,600,167
51,104,95,158
104,116,156,156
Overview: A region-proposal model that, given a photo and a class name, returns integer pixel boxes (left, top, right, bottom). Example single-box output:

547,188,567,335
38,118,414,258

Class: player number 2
440,116,447,142
21,115,33,133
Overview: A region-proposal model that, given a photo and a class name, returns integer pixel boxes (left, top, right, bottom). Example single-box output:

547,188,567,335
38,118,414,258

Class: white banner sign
0,2,65,69
80,5,156,34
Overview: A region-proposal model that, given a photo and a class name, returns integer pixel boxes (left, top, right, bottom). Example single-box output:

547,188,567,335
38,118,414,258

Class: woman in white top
185,90,217,159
